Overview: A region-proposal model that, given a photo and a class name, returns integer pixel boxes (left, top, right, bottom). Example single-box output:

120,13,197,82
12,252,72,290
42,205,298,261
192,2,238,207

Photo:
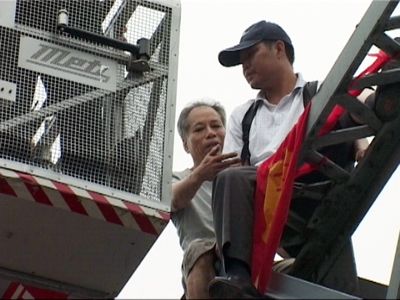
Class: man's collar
255,73,306,103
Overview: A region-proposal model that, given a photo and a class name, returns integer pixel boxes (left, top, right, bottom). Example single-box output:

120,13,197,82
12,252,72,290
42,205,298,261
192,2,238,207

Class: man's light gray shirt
171,169,215,253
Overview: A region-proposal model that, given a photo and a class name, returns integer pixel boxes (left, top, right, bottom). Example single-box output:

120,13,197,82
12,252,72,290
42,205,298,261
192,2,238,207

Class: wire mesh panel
0,0,179,209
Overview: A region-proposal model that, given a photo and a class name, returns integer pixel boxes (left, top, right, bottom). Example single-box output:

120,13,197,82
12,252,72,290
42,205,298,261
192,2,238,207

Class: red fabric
251,50,393,294
251,104,311,293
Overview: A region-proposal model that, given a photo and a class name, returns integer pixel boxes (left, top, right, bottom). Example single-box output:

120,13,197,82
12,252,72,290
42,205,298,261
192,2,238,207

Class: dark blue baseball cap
218,20,293,67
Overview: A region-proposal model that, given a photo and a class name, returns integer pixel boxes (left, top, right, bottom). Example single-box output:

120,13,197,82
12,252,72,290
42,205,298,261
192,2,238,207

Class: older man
171,100,241,299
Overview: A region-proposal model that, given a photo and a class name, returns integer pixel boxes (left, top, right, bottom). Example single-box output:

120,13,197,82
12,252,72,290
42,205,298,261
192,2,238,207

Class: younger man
209,21,367,298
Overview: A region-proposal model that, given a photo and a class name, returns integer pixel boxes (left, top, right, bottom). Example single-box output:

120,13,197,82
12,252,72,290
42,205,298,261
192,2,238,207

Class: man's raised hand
193,145,241,182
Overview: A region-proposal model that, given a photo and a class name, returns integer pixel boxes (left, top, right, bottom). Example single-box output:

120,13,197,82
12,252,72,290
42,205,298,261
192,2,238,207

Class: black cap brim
218,39,261,67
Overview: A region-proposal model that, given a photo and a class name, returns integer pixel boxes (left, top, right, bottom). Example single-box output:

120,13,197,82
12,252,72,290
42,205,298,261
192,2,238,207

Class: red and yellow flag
251,50,393,294
251,103,312,293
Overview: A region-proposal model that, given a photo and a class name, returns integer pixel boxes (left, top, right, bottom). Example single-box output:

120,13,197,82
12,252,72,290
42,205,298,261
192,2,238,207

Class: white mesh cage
0,0,180,209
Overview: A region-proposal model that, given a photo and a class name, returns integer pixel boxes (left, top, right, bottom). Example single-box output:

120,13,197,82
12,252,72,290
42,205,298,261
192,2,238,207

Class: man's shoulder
230,99,257,119
173,168,191,180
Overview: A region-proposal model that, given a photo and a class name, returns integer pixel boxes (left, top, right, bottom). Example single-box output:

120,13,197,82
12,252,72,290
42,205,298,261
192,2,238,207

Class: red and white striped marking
0,167,170,235
2,282,68,299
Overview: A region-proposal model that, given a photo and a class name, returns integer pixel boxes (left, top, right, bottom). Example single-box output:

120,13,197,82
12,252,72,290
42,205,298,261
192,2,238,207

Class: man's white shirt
223,73,309,166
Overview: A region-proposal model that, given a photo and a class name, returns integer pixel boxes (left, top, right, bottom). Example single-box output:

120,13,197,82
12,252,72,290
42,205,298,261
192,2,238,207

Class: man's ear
183,139,189,153
275,40,286,57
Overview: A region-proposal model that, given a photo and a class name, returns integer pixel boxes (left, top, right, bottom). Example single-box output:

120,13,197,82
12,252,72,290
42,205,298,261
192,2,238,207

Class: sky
117,0,400,298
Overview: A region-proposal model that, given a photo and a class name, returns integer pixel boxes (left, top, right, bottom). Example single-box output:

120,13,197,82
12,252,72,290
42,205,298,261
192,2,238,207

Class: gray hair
177,98,226,141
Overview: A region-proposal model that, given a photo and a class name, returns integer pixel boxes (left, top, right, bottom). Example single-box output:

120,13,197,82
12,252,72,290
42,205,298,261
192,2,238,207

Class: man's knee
186,251,215,298
193,250,215,270
215,166,255,186
215,167,241,184
213,166,256,211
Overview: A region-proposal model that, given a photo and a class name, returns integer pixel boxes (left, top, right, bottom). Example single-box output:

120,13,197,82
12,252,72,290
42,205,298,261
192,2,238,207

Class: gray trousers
212,166,359,294
212,166,257,268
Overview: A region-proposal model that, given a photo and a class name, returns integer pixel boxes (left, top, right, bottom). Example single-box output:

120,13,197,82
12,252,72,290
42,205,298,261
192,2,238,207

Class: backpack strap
302,80,319,106
241,100,262,165
240,81,319,165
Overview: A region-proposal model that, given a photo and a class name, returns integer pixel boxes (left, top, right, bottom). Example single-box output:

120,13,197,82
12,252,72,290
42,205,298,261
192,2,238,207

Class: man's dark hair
264,40,295,65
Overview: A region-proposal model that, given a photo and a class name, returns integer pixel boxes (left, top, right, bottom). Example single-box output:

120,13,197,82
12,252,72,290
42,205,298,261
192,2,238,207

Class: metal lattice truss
282,1,400,296
0,0,179,208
